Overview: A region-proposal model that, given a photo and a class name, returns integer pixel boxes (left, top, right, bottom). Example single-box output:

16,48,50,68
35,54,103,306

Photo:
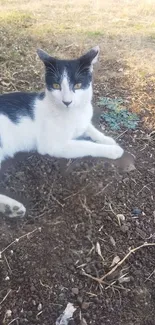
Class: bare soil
0,114,155,325
0,1,155,322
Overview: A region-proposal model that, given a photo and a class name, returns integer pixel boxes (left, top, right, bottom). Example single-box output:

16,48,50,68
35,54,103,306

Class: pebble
27,311,33,316
5,276,10,281
81,302,90,310
85,266,91,274
121,224,129,233
5,309,12,318
30,285,35,292
86,257,91,263
77,296,83,304
37,303,42,311
32,300,36,306
72,287,79,295
132,208,142,215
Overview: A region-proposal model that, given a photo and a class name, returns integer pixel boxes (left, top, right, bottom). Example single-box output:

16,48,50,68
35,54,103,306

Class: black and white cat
0,46,124,218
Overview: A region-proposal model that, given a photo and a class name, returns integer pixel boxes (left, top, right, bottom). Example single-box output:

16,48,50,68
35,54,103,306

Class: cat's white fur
0,46,124,217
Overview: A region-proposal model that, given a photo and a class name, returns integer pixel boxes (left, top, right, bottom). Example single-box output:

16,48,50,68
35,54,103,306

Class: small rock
132,208,142,215
110,236,116,247
30,285,35,292
72,287,79,295
121,224,129,233
86,257,91,263
59,293,65,301
5,276,10,281
81,302,90,310
27,311,33,316
5,310,12,318
37,303,42,311
85,266,91,274
32,300,36,306
77,296,83,304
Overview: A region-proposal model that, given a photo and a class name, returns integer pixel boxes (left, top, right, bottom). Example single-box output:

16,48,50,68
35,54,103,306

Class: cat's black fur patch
45,59,92,91
0,92,44,123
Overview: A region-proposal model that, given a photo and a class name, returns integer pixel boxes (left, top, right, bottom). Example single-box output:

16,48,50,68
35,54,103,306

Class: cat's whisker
75,66,90,79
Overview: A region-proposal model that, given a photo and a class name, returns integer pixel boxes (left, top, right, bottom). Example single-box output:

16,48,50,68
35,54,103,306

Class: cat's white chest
35,97,93,155
62,105,93,139
43,104,92,140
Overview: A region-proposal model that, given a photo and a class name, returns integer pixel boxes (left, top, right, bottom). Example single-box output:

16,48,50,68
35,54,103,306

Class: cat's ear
81,46,100,67
37,49,55,65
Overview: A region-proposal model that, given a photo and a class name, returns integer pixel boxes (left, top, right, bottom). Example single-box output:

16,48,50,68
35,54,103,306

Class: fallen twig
82,242,155,285
0,228,41,256
7,318,20,325
100,242,155,281
0,289,12,305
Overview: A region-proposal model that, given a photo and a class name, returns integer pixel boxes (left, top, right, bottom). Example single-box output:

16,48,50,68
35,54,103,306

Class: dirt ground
0,1,155,324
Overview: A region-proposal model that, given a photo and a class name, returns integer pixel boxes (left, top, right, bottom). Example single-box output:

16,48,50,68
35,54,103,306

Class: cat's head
37,46,99,109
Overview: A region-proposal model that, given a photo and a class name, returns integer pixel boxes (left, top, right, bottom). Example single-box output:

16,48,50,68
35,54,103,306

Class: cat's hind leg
0,194,26,218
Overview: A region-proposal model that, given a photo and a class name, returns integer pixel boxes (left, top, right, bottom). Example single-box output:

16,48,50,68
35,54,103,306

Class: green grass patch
86,30,104,37
0,11,33,27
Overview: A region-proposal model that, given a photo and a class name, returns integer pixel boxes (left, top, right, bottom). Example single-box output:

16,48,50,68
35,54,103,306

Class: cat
0,46,124,218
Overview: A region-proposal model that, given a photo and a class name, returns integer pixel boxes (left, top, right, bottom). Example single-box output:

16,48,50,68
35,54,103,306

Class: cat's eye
52,83,60,89
74,83,82,89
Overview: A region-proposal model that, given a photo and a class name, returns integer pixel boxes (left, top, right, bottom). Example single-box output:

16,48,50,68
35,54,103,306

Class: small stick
109,203,121,226
0,228,41,256
8,318,19,325
101,242,155,281
82,270,127,291
0,289,12,305
115,130,127,139
82,242,155,285
4,254,12,273
64,184,90,201
51,194,65,208
94,182,112,196
145,269,155,282
79,196,92,215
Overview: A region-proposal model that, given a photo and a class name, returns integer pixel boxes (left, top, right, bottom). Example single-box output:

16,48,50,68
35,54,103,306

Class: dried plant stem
83,242,155,285
100,242,155,281
0,227,41,256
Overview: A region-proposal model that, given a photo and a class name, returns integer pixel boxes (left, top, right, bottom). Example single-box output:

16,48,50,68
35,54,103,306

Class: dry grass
0,0,155,127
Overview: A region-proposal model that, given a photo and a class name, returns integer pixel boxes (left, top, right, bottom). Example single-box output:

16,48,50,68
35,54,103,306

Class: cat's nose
62,100,72,107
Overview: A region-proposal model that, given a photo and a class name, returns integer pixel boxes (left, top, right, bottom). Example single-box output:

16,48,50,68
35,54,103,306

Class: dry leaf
110,255,121,267
117,214,125,225
110,236,116,247
123,163,136,172
56,303,76,325
96,242,104,261
119,275,130,284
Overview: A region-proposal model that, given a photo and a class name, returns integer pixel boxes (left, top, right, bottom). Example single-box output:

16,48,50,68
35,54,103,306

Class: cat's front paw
110,145,124,160
4,201,26,218
102,136,117,145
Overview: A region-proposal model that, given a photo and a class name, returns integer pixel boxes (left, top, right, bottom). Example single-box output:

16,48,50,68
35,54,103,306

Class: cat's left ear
37,49,55,66
80,46,100,70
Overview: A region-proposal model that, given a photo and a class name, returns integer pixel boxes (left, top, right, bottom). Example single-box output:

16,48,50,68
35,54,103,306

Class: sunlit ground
0,0,155,127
